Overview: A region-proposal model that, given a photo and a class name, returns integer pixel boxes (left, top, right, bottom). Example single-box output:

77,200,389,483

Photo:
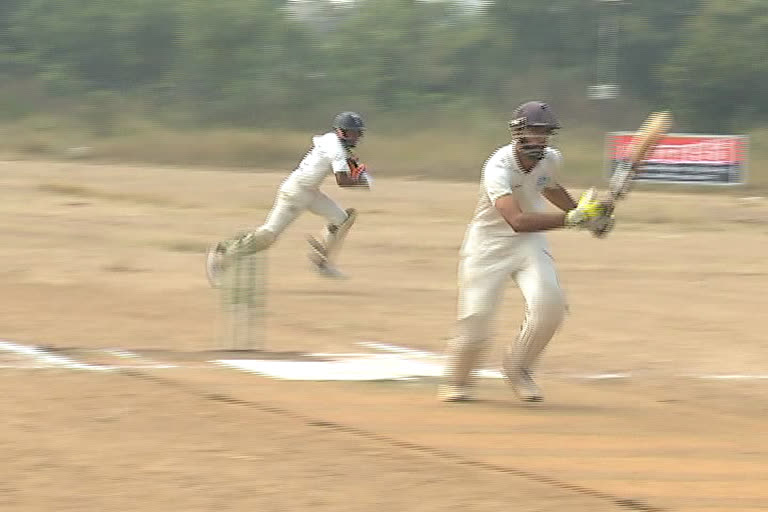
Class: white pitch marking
309,353,386,358
3,339,768,382
0,340,112,371
570,373,632,380
102,349,142,359
358,342,634,380
694,374,768,380
100,348,179,368
0,341,187,370
215,358,444,381
357,342,768,382
357,341,440,359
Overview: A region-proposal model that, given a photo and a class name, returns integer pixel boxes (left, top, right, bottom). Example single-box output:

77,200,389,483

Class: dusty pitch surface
1,160,768,511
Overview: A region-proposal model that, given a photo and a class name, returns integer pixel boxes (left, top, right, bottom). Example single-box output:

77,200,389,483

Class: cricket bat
607,111,673,204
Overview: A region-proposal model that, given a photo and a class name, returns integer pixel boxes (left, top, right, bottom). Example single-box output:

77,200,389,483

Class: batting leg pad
308,208,357,264
441,315,493,390
227,228,276,257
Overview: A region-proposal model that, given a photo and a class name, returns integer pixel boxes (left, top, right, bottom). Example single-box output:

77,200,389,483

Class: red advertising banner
606,133,748,185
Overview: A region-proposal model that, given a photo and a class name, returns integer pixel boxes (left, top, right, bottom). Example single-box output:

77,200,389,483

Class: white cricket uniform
260,132,354,235
456,141,567,370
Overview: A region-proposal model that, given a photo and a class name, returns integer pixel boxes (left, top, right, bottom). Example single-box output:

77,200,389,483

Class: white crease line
310,353,382,358
693,374,768,380
0,341,193,370
102,349,142,359
356,341,768,381
100,348,178,368
357,341,441,358
0,364,199,370
569,373,632,380
110,364,181,369
3,339,768,381
0,340,111,371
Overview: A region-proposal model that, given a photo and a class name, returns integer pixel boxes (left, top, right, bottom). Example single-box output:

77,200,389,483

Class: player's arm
486,162,568,232
332,150,370,189
496,190,607,233
542,184,577,212
486,153,601,232
495,194,568,232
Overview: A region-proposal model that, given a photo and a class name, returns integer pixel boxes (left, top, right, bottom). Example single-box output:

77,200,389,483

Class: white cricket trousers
444,233,568,387
261,189,348,236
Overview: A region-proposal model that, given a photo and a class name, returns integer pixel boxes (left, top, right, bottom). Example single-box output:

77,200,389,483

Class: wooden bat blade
628,111,673,164
608,111,673,201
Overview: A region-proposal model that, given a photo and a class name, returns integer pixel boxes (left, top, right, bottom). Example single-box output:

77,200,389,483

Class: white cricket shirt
280,132,353,195
462,142,562,250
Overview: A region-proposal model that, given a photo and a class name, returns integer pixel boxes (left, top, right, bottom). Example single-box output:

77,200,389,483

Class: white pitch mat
215,343,506,381
4,339,767,382
216,355,446,381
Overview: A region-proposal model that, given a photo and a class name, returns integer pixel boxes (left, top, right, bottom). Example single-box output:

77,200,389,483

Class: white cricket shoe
308,251,347,280
205,242,228,288
503,366,543,402
307,235,327,258
437,384,474,402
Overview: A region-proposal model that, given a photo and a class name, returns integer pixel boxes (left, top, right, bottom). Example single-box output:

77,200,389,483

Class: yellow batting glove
564,188,605,229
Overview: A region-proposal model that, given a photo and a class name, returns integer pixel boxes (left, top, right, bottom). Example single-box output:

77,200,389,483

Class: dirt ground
1,159,767,512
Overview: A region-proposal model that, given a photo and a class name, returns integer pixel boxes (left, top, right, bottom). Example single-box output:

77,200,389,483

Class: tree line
0,0,766,133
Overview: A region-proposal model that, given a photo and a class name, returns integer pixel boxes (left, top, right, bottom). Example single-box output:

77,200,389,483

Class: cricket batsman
439,101,614,403
206,112,371,286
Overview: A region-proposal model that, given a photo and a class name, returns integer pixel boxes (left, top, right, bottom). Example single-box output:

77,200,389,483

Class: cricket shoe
437,384,474,402
502,366,543,402
205,241,229,288
307,235,327,259
307,236,347,279
308,252,347,280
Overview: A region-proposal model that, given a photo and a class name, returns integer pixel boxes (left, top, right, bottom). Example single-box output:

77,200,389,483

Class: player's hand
350,161,366,179
356,170,373,189
590,212,616,238
564,188,606,229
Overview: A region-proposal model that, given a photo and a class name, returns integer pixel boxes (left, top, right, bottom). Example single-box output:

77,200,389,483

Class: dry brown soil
1,160,768,512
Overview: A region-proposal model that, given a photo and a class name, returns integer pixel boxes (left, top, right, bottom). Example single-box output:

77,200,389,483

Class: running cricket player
206,111,371,285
